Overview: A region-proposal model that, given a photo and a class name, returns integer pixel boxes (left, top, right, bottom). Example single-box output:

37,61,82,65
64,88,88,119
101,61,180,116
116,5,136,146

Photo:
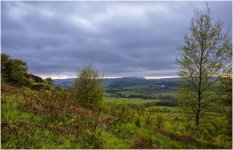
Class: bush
106,103,136,123
72,65,104,111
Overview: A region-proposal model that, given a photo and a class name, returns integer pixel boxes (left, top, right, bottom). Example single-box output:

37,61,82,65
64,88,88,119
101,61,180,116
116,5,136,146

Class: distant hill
53,77,180,89
53,78,75,88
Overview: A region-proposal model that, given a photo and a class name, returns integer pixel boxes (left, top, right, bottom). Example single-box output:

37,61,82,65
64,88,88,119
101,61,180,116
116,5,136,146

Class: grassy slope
2,83,105,148
1,83,231,149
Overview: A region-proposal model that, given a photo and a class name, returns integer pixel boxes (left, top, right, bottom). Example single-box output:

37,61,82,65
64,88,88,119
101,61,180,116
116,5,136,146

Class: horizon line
40,75,179,80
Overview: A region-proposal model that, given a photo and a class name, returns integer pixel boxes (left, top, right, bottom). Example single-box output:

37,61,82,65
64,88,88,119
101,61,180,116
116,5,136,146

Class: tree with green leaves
1,53,30,86
73,65,104,111
218,37,232,139
176,6,231,138
44,77,53,86
219,44,232,104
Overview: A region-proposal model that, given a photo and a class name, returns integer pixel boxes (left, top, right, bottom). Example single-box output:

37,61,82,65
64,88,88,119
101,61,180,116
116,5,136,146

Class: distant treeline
107,91,175,102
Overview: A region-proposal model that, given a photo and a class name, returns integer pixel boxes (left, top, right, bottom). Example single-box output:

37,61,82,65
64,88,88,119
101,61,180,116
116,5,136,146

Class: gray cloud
1,1,232,78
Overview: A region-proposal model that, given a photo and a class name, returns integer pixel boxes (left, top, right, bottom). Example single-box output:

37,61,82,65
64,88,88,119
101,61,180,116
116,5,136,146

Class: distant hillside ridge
53,77,180,89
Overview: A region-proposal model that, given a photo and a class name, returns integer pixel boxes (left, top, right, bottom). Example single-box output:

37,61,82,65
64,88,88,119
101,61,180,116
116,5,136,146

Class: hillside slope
1,83,231,149
1,83,111,148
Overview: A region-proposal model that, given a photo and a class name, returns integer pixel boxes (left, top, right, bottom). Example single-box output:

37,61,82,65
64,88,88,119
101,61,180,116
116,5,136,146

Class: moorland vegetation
1,6,232,149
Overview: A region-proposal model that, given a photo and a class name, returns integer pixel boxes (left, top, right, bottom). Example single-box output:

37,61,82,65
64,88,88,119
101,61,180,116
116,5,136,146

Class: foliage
44,78,53,86
218,41,232,104
218,42,232,142
106,102,136,123
156,114,165,130
72,65,104,111
101,131,131,148
176,5,231,138
1,83,99,149
1,82,232,149
145,100,177,107
1,53,30,86
133,130,154,149
79,130,104,149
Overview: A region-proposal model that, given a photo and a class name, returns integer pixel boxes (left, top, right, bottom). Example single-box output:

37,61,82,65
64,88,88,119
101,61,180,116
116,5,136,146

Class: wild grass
1,83,232,149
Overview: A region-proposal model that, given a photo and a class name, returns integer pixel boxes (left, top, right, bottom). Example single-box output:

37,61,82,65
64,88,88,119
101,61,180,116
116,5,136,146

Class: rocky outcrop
24,73,44,83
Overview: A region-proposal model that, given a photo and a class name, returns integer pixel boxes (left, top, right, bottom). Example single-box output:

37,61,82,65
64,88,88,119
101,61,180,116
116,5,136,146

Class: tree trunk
195,46,203,139
194,96,201,139
194,111,200,139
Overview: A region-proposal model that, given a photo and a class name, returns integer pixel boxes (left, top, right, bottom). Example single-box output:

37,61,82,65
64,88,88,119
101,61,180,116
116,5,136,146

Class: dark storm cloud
1,1,232,78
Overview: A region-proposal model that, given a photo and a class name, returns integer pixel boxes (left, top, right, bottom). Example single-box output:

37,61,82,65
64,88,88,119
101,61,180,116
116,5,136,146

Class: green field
124,85,160,90
146,106,184,112
117,90,139,97
104,96,184,113
109,86,176,99
151,92,175,97
104,96,157,104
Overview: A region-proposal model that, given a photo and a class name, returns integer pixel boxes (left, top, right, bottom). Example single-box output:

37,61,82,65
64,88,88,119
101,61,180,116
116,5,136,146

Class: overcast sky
1,1,232,79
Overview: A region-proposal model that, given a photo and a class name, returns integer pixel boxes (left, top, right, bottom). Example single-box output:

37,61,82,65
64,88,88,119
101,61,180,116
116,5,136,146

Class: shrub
72,65,104,111
108,103,136,123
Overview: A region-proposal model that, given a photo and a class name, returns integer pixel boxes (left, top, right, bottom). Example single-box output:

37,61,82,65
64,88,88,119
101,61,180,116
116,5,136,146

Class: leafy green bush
105,102,136,123
72,65,104,111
